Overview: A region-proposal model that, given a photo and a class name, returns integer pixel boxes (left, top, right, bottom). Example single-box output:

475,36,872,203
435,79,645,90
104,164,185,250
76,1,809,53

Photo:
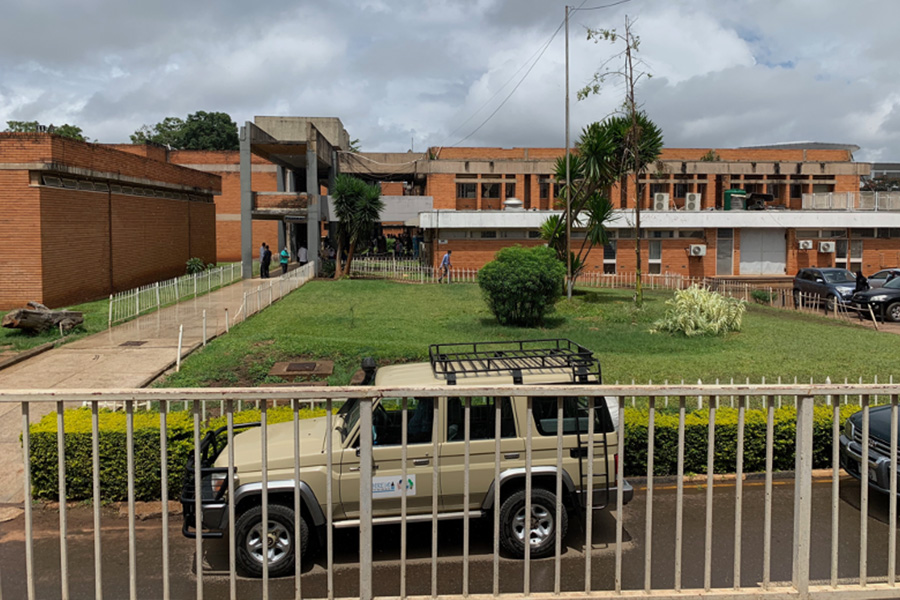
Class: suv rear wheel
499,488,567,558
235,504,309,578
886,302,900,323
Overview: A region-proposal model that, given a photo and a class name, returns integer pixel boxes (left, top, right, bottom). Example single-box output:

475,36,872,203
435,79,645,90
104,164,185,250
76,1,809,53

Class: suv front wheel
235,504,309,577
499,488,568,558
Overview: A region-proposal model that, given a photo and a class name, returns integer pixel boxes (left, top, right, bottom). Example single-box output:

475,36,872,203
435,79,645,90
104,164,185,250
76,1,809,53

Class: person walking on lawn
438,250,451,283
280,246,290,276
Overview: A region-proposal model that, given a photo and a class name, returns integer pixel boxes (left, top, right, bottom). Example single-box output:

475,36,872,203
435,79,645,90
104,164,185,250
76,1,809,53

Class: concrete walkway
0,275,292,504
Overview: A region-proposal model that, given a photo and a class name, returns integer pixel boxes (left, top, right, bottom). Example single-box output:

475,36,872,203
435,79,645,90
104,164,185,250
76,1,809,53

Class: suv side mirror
815,277,825,283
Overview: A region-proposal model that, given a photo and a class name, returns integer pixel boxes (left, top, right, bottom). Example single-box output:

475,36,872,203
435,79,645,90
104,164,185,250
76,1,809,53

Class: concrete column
306,146,320,273
278,221,286,255
240,123,253,279
276,166,285,192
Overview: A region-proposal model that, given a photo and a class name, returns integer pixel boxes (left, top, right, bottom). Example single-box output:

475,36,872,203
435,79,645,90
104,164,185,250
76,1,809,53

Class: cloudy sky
3,0,898,161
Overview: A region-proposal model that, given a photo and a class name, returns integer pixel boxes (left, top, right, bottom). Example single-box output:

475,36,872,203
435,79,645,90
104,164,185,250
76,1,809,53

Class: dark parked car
792,267,856,311
852,277,900,321
840,406,898,495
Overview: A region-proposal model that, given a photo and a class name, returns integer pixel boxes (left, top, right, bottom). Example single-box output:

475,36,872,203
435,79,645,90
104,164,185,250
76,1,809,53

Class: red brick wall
189,202,217,263
0,171,43,308
380,181,404,195
39,187,112,307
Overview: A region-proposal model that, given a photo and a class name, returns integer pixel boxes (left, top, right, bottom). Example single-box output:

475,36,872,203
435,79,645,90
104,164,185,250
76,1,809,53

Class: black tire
498,488,567,559
886,302,900,323
235,504,309,578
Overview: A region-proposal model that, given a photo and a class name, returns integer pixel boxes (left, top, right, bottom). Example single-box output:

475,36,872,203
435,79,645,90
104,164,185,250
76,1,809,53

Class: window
673,183,688,199
648,240,662,274
539,177,551,200
650,183,667,196
836,240,863,274
822,229,847,239
678,230,704,239
851,229,875,239
528,230,542,239
796,229,819,239
446,397,516,442
356,398,435,447
456,182,476,199
505,181,516,199
480,230,497,239
648,230,674,239
481,181,501,199
603,242,616,274
531,397,614,436
791,184,802,199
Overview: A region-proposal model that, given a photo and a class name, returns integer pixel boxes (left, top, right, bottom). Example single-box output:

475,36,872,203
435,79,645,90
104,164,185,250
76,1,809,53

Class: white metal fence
234,262,315,324
6,382,900,599
109,263,242,326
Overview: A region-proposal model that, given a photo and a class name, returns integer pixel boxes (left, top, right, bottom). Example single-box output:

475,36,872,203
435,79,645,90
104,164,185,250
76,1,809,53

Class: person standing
260,244,272,278
298,245,308,266
280,246,290,276
259,242,267,277
438,249,452,283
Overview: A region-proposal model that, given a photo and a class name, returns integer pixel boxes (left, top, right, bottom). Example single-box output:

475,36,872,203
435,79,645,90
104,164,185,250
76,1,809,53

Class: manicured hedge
621,405,859,477
29,406,327,501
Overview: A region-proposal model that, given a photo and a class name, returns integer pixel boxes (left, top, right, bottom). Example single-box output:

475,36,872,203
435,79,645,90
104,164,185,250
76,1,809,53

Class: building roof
736,142,861,153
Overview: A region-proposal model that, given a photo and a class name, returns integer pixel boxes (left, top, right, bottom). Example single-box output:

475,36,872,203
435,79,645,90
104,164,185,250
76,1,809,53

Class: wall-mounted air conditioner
689,244,707,257
819,241,836,253
685,193,702,211
798,240,813,250
653,193,670,211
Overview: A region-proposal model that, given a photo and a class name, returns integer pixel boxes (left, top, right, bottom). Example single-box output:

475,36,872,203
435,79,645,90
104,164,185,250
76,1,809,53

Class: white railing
235,262,315,323
6,382,900,599
109,263,242,326
802,191,900,211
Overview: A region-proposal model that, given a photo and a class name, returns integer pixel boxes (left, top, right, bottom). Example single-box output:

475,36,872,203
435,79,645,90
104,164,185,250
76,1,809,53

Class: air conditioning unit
689,244,707,257
798,240,813,250
653,193,670,211
685,193,702,211
819,241,836,253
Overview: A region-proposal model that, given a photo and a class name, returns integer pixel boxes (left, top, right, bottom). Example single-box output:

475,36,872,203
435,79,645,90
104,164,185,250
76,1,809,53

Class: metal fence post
792,395,814,599
156,282,161,309
108,294,113,328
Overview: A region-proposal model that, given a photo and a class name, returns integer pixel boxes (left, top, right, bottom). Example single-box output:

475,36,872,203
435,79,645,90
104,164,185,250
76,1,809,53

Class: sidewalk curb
0,340,58,373
627,468,841,487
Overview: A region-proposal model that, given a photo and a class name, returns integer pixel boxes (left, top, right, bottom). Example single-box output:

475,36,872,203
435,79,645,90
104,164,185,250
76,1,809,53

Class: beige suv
182,339,632,577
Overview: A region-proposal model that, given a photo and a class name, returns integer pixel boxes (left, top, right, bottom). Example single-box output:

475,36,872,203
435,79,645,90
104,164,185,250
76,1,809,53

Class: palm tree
331,174,385,279
541,121,619,286
605,111,664,307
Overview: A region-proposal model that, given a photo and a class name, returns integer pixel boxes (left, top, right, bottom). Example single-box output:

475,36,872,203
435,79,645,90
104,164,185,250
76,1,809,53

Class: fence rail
6,382,900,599
802,191,900,211
109,263,242,326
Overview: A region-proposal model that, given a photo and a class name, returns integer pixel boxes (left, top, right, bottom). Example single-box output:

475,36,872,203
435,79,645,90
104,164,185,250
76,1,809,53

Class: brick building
341,142,894,280
0,134,220,309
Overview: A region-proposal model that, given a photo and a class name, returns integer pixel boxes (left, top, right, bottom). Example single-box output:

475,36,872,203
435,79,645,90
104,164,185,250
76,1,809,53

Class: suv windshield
884,278,900,290
824,270,854,283
337,398,360,443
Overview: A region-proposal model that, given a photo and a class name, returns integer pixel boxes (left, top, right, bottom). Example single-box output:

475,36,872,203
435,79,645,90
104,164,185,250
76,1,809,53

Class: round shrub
478,245,565,326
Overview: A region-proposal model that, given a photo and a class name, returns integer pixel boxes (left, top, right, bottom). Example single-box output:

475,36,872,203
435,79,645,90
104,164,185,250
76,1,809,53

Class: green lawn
0,297,110,353
157,279,899,388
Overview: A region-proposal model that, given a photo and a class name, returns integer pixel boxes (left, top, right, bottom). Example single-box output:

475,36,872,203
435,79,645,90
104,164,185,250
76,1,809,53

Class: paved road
0,474,892,598
0,275,287,504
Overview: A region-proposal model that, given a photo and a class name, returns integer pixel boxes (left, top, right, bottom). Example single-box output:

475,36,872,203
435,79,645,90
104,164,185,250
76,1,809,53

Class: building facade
0,134,220,309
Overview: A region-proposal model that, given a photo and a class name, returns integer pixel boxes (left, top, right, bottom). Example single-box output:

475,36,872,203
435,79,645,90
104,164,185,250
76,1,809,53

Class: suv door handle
348,465,379,472
413,458,430,466
504,453,520,459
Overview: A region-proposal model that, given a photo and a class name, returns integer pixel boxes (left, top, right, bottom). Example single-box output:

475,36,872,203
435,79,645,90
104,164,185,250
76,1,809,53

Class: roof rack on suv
428,339,601,385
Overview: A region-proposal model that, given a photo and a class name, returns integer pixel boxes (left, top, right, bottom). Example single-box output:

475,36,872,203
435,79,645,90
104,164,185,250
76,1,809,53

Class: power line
445,0,630,149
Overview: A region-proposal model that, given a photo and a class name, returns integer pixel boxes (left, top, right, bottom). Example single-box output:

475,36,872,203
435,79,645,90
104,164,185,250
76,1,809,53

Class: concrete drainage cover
269,360,334,381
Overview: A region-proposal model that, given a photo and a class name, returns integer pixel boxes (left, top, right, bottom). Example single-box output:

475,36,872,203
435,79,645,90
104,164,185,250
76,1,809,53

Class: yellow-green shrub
622,404,859,477
29,406,328,501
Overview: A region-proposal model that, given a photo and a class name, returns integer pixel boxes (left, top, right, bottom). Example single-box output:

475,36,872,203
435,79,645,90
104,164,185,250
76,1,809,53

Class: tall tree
330,174,384,278
5,120,87,141
578,16,663,307
130,111,239,150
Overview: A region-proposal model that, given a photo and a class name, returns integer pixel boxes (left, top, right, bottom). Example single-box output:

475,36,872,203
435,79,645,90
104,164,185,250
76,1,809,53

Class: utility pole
565,4,573,300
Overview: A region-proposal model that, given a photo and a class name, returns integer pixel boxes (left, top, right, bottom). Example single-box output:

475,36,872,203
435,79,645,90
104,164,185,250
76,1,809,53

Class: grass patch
0,297,110,353
157,280,900,388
